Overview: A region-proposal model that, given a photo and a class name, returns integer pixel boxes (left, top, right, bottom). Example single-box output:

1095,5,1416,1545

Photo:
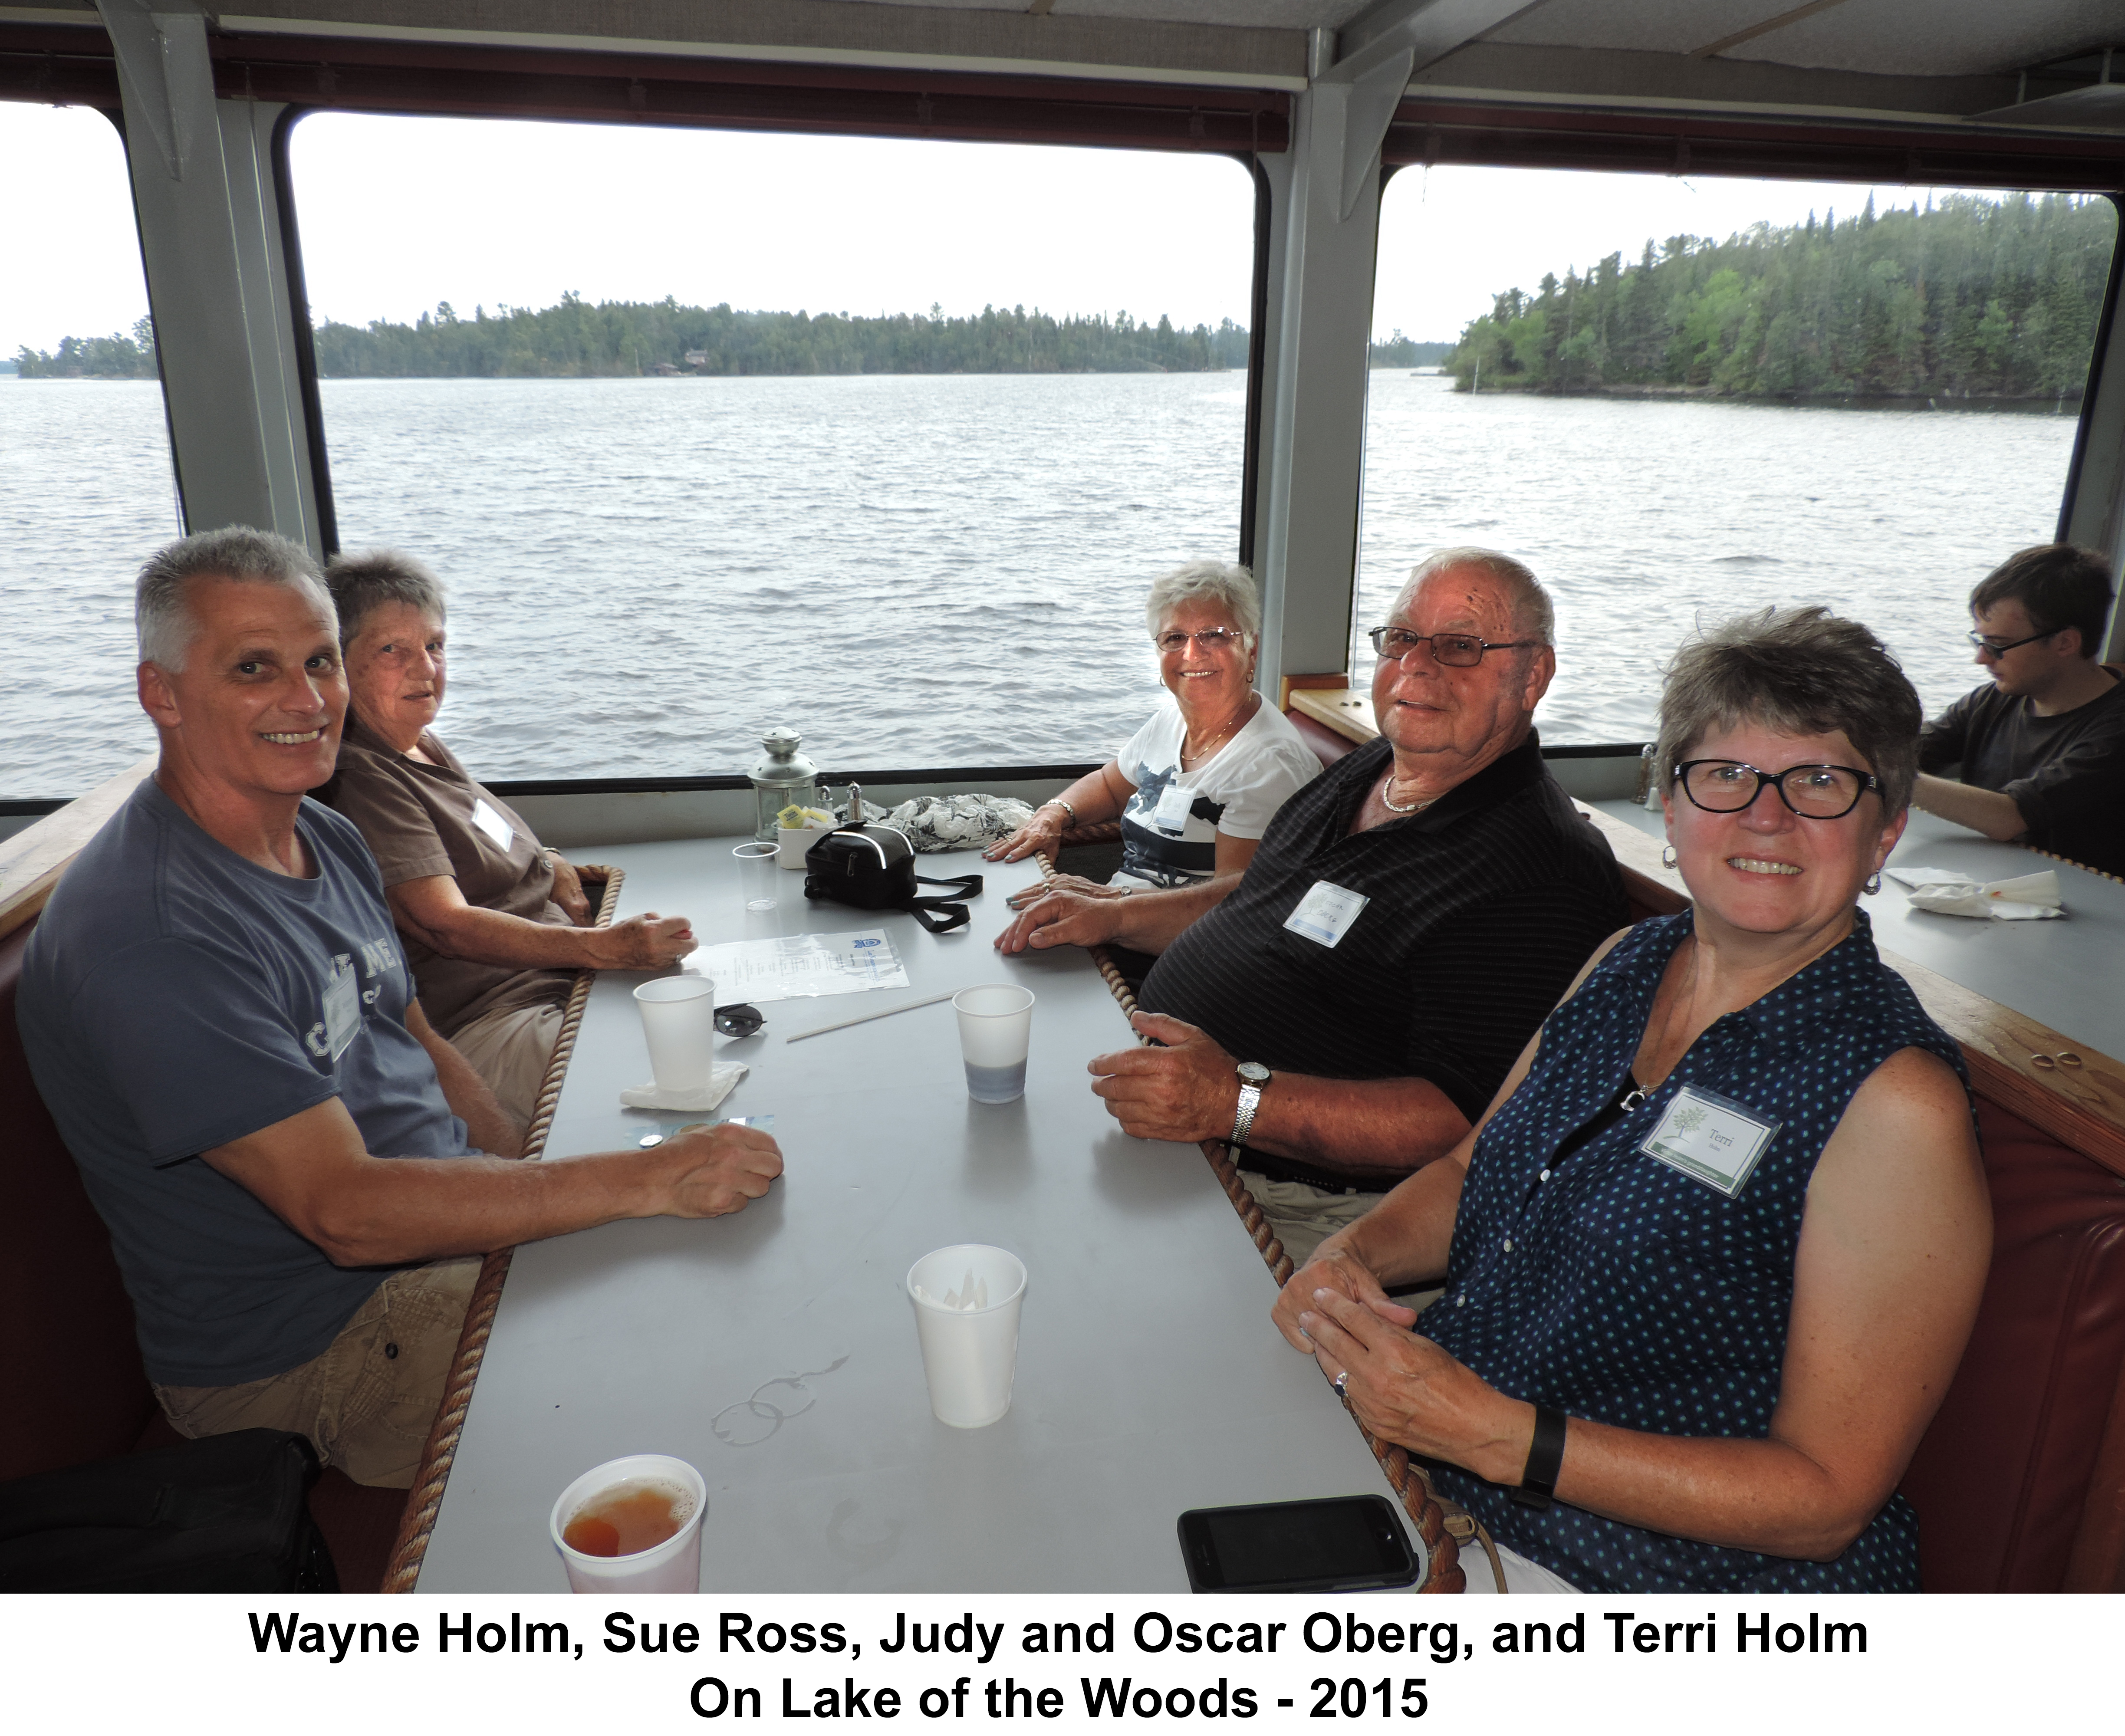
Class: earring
1661,845,1678,869
1864,871,1882,896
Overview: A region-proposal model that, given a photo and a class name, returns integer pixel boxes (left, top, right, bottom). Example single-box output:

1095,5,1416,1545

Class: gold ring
2058,1052,2085,1068
2033,1054,2057,1069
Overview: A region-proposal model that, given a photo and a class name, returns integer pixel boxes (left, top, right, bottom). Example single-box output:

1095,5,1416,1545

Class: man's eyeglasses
1155,628,1243,654
1967,627,2057,657
714,1003,766,1038
1367,626,1539,667
1674,760,1881,820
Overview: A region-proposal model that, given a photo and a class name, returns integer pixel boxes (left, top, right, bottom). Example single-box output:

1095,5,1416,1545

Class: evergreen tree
1444,193,2116,401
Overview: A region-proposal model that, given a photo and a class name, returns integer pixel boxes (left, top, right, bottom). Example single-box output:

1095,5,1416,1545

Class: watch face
1237,1062,1270,1085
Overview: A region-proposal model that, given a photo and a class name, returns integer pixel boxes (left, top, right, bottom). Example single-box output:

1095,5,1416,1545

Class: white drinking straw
783,990,958,1042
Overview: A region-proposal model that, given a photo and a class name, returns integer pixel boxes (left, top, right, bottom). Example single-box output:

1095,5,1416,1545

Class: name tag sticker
1639,1085,1780,1198
1283,880,1370,949
322,957,362,1062
1152,780,1196,833
470,797,513,852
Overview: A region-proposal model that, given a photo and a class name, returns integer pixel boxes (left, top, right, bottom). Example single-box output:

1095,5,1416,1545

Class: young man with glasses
1914,543,2125,876
996,548,1626,1267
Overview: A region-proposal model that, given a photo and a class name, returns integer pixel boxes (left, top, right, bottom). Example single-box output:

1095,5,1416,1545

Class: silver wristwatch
1231,1061,1271,1147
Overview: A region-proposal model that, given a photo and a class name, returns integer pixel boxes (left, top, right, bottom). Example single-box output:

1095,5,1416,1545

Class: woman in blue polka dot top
1273,607,1991,1593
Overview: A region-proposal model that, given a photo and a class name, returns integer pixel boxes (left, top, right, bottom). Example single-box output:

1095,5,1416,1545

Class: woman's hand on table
985,809,1066,863
1295,1285,1531,1485
1004,872,1127,911
589,912,697,970
547,852,593,924
1271,1244,1400,1350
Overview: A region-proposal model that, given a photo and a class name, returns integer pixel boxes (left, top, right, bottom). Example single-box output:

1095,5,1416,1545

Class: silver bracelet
1039,799,1078,827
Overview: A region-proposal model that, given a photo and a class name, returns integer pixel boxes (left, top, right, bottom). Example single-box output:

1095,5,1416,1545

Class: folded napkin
620,1063,749,1111
1885,866,2064,921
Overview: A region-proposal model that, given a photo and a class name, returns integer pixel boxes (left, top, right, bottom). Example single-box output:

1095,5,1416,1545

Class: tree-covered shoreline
1445,192,2114,403
13,297,1447,380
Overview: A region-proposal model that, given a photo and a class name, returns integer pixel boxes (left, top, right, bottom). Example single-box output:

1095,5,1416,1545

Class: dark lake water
0,371,2080,798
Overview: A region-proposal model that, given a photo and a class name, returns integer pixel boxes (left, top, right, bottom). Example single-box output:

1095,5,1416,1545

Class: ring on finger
1332,1370,1349,1399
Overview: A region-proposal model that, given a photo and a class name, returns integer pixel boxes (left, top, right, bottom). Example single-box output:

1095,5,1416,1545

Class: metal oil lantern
749,727,822,843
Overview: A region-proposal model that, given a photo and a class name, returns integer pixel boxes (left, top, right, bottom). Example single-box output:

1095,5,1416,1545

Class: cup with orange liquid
549,1454,707,1592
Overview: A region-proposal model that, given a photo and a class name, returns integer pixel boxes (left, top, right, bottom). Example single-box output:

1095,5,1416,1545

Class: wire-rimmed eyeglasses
1154,628,1243,654
1367,626,1539,667
1674,759,1882,820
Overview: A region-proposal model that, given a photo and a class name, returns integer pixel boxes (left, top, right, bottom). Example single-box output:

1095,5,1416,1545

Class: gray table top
1592,799,2125,1062
414,843,1399,1592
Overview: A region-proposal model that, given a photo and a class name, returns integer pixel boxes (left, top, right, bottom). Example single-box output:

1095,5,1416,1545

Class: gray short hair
325,549,449,649
1144,559,1262,649
1657,606,1922,817
1393,546,1554,646
136,526,332,671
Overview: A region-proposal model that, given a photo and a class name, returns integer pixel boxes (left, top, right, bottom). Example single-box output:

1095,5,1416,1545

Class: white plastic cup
905,1244,1027,1428
953,984,1035,1103
549,1454,707,1593
735,841,779,911
635,976,718,1093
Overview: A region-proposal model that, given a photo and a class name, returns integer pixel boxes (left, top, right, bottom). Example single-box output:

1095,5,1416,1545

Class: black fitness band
1509,1404,1569,1509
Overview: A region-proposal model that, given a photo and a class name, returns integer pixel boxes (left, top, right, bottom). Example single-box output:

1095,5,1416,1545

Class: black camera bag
804,821,981,934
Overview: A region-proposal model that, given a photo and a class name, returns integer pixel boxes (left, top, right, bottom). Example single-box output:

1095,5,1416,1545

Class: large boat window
2,102,181,802
1362,168,2120,746
286,114,1256,780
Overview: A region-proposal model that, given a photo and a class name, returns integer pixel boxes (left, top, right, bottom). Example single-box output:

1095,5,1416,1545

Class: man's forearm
1912,771,2028,842
316,1147,662,1265
1243,1072,1471,1178
1111,874,1240,954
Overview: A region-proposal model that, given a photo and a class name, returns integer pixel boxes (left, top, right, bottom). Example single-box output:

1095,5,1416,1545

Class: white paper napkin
620,1062,749,1111
1885,866,2064,921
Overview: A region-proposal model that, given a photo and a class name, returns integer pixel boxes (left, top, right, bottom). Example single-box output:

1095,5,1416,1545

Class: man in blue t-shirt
17,527,783,1488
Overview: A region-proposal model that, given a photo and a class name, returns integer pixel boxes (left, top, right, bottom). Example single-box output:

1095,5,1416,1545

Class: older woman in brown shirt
320,550,694,1132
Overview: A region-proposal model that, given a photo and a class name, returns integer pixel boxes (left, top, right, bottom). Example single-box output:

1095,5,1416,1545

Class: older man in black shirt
997,549,1625,1263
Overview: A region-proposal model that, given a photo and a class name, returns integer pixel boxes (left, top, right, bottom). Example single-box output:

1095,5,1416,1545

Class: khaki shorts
449,1000,566,1128
1241,1172,1444,1315
153,1257,480,1489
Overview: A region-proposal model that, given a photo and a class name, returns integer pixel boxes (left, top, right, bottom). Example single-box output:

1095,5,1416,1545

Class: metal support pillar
102,2,322,549
1249,32,1396,693
2061,269,2125,660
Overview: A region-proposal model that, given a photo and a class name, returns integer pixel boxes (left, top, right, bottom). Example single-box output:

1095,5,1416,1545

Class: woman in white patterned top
989,559,1321,899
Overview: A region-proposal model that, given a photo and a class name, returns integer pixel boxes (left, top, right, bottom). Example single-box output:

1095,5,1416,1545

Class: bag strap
904,872,981,935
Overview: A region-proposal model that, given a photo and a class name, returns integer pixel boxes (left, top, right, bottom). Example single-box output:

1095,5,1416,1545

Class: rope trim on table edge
379,865,626,1594
1037,849,1471,1594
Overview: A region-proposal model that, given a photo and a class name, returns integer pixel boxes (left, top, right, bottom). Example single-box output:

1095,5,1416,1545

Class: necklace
1182,695,1254,766
1379,775,1433,815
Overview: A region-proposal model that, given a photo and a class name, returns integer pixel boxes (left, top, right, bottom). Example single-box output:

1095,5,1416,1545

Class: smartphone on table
1176,1495,1419,1593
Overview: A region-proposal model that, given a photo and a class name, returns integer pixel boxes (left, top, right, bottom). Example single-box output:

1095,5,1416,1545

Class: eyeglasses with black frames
1366,626,1539,667
713,1003,766,1038
1155,628,1243,654
1967,626,2058,657
1674,760,1882,820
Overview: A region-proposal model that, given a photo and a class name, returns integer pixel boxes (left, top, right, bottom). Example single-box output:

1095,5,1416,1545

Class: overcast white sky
1,101,2031,358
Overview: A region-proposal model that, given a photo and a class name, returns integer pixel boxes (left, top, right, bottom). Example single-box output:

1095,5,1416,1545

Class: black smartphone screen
1177,1496,1418,1593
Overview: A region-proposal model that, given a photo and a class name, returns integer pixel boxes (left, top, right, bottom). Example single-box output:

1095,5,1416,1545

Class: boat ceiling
5,1,2122,128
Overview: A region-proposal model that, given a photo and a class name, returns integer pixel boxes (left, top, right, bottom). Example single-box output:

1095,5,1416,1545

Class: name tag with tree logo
1638,1085,1779,1198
